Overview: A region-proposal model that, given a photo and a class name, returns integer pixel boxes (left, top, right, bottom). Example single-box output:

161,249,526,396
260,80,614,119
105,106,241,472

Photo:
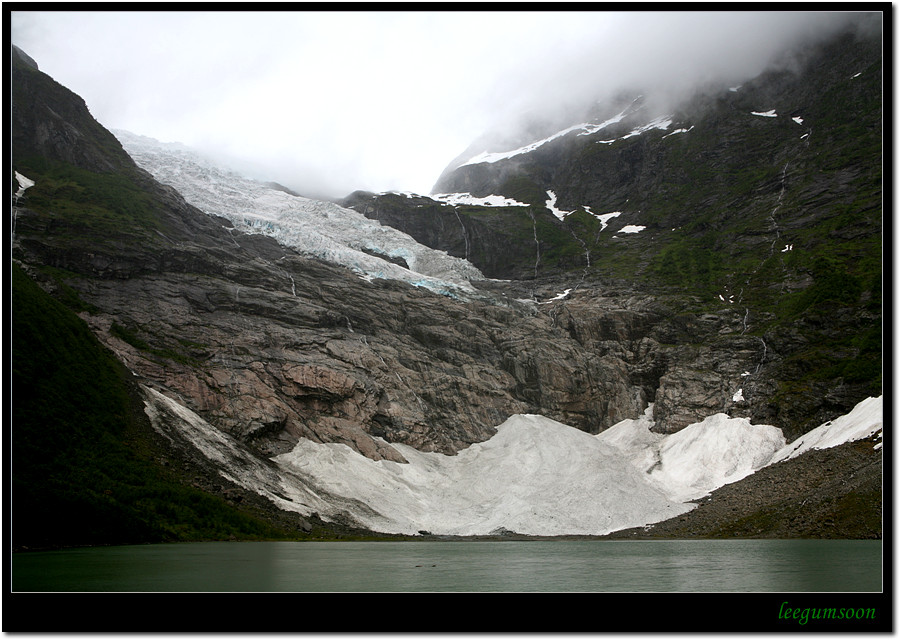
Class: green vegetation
11,263,297,549
651,240,725,298
14,156,165,239
33,264,100,313
500,175,550,206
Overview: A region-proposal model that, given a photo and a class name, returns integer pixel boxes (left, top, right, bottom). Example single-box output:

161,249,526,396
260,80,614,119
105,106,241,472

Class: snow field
275,396,883,536
456,104,679,168
145,374,882,537
429,192,530,208
276,413,694,536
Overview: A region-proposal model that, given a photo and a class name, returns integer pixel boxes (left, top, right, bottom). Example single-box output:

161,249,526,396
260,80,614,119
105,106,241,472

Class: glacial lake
12,539,882,592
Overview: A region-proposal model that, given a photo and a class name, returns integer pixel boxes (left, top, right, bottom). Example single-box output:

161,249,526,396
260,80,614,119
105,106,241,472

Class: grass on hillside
14,156,165,239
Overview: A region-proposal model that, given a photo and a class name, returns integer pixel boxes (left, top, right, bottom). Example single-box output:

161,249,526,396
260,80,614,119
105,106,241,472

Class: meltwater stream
13,540,882,592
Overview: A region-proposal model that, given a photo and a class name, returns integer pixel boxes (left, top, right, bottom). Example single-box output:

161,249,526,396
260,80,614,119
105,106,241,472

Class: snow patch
619,225,646,234
663,126,694,138
769,396,883,464
540,288,572,304
597,115,673,145
792,116,804,125
545,190,574,220
621,116,673,139
457,108,674,166
457,107,633,167
586,208,623,231
431,192,529,208
14,171,34,198
751,110,778,118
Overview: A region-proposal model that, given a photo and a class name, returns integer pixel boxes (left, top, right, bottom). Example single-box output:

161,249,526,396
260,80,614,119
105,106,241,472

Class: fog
11,10,877,199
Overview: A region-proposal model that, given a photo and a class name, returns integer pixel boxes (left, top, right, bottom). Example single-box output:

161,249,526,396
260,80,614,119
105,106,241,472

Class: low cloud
11,10,880,198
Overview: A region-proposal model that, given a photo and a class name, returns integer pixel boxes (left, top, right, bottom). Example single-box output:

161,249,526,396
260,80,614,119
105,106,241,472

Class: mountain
10,19,882,546
342,21,883,440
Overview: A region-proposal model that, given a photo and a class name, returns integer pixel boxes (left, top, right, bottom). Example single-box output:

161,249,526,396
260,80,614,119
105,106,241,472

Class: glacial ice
144,376,883,537
114,130,486,299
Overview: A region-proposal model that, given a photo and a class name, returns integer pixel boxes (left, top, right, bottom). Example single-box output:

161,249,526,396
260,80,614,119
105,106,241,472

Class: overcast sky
11,10,874,198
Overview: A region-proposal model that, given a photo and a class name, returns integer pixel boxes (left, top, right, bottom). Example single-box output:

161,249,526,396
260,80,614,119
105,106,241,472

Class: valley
9,15,883,547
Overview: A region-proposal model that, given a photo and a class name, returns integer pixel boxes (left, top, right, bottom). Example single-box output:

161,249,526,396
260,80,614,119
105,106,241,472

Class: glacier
114,131,487,299
142,382,883,537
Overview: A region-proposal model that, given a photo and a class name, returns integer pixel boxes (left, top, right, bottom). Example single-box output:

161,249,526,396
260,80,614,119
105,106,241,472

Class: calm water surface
12,539,882,592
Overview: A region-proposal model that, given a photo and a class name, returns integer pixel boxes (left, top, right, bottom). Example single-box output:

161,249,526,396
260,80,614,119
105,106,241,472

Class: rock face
10,49,658,458
341,22,883,440
339,190,544,281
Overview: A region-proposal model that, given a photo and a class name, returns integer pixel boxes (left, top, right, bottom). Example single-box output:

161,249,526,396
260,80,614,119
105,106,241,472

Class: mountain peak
12,44,39,70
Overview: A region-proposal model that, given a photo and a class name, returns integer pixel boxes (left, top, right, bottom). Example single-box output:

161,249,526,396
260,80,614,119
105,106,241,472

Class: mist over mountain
9,11,879,199
10,11,882,549
433,11,880,195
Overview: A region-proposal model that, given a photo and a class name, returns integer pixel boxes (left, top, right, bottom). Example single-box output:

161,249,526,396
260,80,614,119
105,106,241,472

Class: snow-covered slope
769,395,884,463
452,100,677,170
597,407,787,503
144,380,883,537
114,131,485,298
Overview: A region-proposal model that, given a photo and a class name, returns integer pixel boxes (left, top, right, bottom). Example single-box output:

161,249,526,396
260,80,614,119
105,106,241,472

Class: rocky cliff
12,45,652,466
341,22,882,440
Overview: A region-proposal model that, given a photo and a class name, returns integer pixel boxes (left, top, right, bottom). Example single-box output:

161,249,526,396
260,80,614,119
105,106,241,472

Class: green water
11,539,882,592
